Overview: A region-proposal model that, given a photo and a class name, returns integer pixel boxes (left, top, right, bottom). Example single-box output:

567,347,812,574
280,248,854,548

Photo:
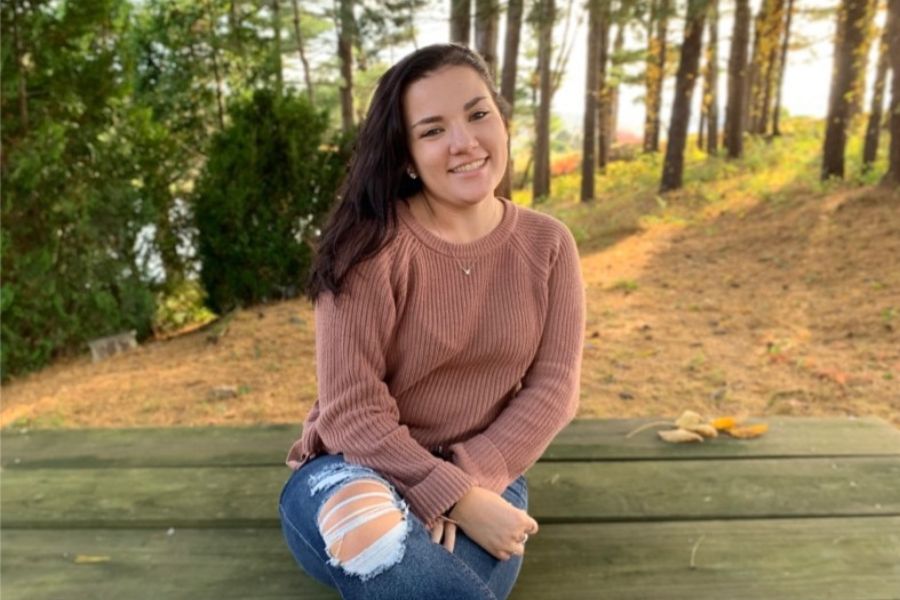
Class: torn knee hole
317,480,408,578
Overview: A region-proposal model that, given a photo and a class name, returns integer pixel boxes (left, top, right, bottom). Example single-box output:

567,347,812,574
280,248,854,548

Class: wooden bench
2,417,899,599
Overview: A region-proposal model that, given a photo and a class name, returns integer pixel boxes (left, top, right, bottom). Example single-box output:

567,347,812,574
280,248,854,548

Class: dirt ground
2,186,898,430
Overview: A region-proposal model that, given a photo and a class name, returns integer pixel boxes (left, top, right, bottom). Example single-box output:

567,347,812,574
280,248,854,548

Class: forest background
2,0,898,429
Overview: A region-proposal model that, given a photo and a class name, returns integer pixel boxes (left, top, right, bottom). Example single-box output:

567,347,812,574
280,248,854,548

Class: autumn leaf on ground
710,416,739,431
628,411,767,443
725,423,769,439
658,428,705,443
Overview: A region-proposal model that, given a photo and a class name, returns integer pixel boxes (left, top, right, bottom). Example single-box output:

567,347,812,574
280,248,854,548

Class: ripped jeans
278,453,528,600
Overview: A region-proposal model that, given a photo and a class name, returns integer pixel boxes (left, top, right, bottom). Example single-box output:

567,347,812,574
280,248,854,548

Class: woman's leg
278,454,498,600
448,475,529,600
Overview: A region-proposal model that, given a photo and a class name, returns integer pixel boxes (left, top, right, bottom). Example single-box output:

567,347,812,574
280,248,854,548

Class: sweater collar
396,196,518,258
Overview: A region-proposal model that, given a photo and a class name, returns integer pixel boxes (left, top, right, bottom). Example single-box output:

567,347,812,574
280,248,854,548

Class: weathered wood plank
3,417,898,469
2,518,898,600
3,458,899,529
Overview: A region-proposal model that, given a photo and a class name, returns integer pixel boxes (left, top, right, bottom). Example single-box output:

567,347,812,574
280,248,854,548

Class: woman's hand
448,486,539,561
429,517,458,552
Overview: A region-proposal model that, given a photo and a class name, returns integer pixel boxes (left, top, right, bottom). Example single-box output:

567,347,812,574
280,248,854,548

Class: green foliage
152,279,217,336
193,89,349,313
1,0,159,380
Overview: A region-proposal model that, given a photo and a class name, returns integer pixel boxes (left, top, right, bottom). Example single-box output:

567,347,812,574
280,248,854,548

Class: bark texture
451,0,471,45
883,0,900,185
533,0,555,201
862,20,891,170
724,0,750,158
643,0,670,153
661,0,707,192
581,0,601,202
822,0,875,180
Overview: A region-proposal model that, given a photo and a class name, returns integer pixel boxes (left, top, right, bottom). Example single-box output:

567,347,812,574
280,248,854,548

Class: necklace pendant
461,266,472,276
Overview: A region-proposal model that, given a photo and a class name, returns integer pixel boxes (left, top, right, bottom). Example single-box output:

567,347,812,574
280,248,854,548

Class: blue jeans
278,453,528,599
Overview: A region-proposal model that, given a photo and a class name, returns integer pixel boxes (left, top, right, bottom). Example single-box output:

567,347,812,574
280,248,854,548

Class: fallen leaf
674,411,718,437
658,428,705,443
690,424,719,438
710,416,740,431
726,424,769,439
674,410,706,430
74,555,111,564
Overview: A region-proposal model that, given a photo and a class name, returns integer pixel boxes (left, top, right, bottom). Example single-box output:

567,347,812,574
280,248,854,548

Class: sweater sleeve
449,223,586,494
313,254,474,527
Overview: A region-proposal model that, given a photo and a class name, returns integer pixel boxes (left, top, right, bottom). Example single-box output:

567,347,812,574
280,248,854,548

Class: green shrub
2,113,158,381
193,90,350,313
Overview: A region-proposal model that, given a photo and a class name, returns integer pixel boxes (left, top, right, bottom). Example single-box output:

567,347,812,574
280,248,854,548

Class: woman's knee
316,478,410,580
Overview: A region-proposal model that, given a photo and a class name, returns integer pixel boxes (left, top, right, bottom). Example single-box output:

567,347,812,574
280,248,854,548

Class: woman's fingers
430,520,443,544
443,521,457,552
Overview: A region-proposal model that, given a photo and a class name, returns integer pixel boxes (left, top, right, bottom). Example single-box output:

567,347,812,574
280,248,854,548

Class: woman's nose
448,123,478,153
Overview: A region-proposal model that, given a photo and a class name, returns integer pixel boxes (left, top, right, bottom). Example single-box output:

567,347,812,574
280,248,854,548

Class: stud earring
407,168,417,180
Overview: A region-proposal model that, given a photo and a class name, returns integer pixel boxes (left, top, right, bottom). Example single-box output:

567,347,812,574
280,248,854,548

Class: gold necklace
421,194,500,276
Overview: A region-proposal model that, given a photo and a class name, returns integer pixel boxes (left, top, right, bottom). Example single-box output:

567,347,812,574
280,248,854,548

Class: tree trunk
883,0,900,186
746,0,786,135
643,0,670,153
338,0,355,134
533,0,555,202
596,1,612,170
661,0,707,192
771,0,795,136
450,0,471,45
475,0,500,78
609,20,625,146
12,0,29,133
822,0,874,180
724,0,750,158
205,0,225,130
230,1,242,52
698,113,706,150
706,0,719,154
847,0,879,126
581,0,601,203
497,0,523,200
758,0,784,135
862,22,891,171
291,0,315,104
744,9,762,133
272,0,283,97
500,0,524,109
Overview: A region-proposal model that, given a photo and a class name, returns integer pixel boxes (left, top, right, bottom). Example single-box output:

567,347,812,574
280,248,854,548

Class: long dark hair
305,43,510,302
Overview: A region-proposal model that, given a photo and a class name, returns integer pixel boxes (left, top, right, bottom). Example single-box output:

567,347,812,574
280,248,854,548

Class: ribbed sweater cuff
450,434,510,495
404,460,474,528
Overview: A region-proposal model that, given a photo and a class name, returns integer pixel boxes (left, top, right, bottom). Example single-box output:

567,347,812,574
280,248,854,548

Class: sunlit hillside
2,119,898,429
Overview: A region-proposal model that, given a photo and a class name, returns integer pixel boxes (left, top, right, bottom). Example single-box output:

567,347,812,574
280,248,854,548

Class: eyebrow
410,96,488,129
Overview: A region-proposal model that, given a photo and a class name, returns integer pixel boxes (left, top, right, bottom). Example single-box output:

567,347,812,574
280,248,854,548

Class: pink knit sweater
286,197,585,526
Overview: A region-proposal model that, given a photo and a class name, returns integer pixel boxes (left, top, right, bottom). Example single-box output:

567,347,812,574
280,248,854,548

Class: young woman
279,43,585,600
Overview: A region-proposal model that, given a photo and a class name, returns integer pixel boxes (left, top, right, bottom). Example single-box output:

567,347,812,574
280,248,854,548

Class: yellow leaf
658,428,705,443
74,555,111,564
726,423,769,439
711,416,741,431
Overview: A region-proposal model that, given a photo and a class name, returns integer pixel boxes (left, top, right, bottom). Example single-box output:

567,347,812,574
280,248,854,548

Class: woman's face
403,65,508,208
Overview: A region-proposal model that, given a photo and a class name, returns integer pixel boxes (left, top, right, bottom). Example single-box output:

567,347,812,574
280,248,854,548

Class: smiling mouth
449,157,488,173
